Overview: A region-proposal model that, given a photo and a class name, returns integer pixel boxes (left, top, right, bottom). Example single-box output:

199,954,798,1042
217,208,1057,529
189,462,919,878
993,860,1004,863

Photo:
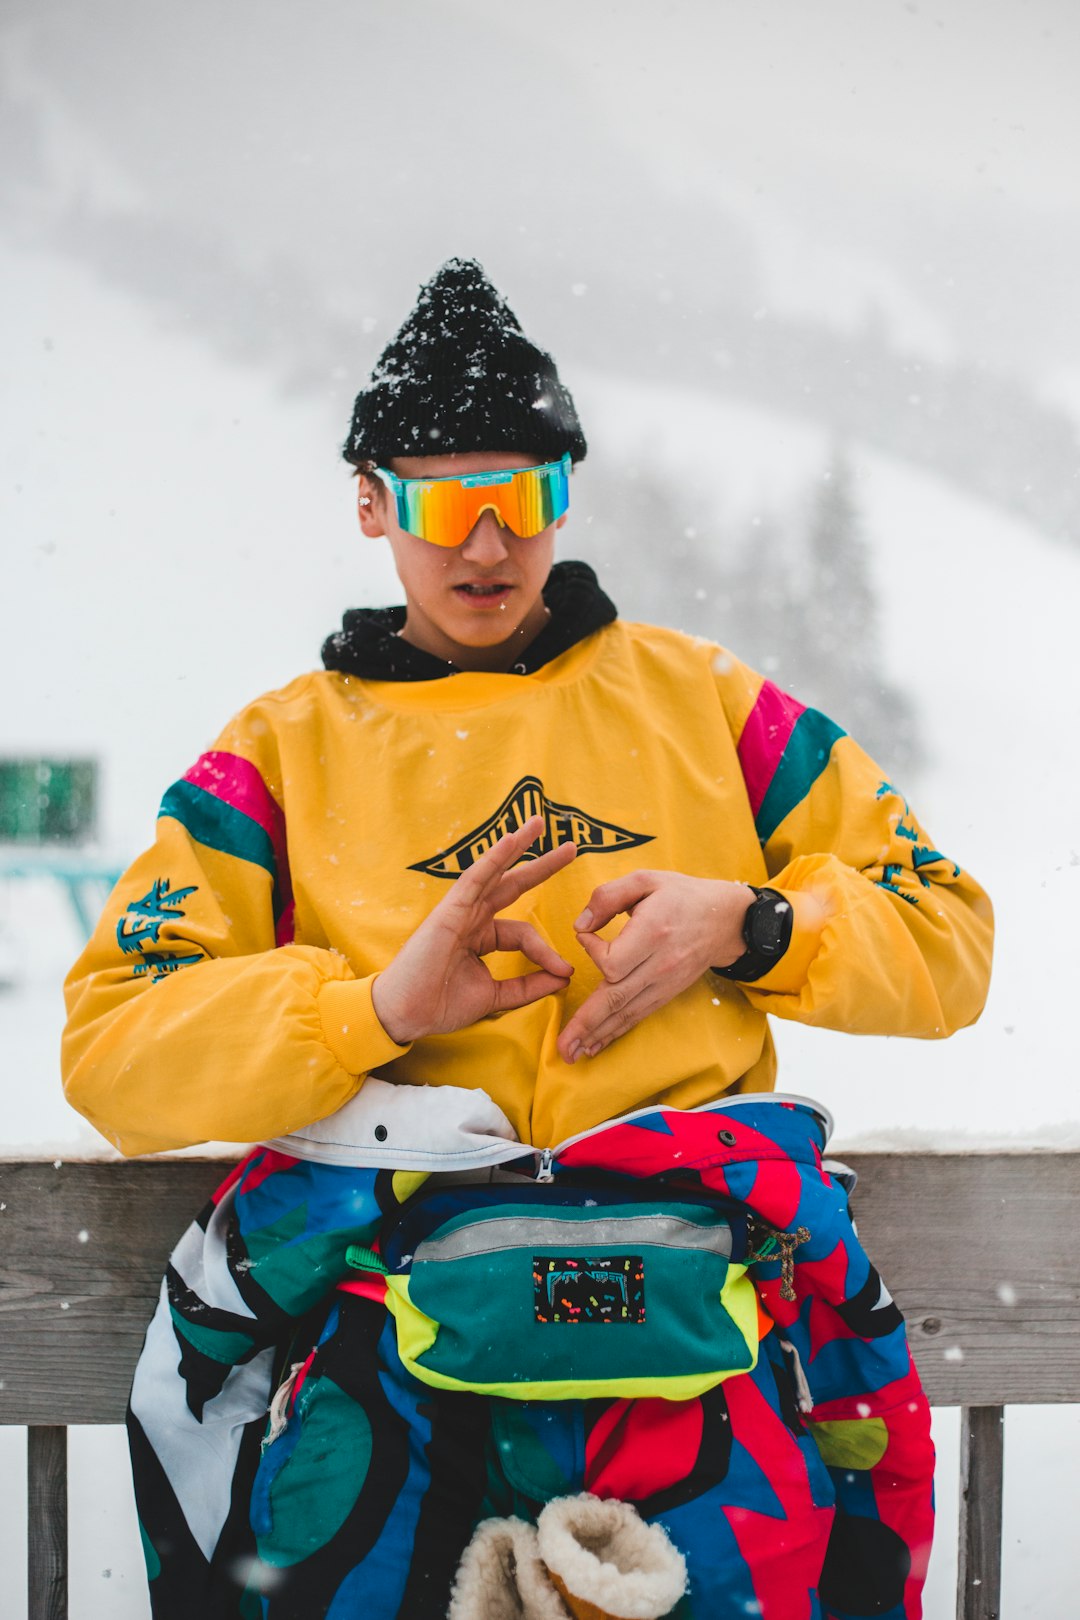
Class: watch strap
712,886,794,984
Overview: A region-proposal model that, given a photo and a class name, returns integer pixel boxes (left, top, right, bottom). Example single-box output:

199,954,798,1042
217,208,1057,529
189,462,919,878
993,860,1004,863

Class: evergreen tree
797,444,920,770
574,445,920,774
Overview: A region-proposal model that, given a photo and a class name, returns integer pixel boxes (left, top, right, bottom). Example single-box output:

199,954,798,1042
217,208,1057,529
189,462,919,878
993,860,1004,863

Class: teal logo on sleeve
116,877,202,980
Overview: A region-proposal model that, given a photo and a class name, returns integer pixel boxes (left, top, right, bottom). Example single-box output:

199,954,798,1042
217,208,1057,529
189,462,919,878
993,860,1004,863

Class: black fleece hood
321,560,616,682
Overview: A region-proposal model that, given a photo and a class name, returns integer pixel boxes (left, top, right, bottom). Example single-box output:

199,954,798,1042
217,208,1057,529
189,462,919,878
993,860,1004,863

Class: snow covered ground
3,243,1080,1613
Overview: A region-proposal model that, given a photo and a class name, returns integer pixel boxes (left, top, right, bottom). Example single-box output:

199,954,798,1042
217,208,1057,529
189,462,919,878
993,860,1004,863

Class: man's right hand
370,815,577,1046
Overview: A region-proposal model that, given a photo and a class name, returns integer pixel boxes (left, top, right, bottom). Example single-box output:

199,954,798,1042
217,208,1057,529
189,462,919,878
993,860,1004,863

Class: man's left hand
556,871,755,1064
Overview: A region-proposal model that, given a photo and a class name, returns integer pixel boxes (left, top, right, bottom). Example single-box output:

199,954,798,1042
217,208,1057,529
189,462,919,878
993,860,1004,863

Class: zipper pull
774,1227,810,1301
779,1338,815,1414
747,1221,811,1302
536,1148,554,1183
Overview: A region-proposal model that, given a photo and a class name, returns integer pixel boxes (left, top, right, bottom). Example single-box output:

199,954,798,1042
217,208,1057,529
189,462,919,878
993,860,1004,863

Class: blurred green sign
0,759,98,846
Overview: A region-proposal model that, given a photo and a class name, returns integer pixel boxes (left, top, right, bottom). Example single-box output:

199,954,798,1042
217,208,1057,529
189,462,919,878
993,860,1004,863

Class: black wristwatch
712,886,793,984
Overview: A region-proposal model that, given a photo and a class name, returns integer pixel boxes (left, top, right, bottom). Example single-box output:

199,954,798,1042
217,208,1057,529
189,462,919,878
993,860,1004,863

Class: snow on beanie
343,258,587,468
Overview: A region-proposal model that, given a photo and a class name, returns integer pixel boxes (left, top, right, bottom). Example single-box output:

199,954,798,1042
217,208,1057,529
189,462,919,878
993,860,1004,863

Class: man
63,258,992,1616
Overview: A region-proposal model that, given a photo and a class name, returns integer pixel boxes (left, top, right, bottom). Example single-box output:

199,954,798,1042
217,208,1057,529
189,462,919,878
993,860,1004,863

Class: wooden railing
3,1151,1079,1620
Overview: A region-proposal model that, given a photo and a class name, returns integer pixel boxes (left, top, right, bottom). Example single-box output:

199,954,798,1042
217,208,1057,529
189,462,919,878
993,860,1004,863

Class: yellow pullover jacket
62,583,993,1157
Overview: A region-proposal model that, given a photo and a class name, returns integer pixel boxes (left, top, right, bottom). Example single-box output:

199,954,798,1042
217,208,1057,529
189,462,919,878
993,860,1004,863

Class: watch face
746,894,789,957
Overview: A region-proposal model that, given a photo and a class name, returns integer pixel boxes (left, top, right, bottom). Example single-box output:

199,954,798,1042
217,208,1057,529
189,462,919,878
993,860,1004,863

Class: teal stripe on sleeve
159,779,277,881
755,708,846,845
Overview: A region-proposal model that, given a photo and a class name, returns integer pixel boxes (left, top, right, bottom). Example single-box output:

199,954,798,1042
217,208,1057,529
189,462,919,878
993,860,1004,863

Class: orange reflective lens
376,456,571,548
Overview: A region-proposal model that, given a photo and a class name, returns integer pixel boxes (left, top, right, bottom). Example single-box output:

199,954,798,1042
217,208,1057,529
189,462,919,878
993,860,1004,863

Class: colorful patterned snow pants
243,1296,840,1619
129,1107,935,1619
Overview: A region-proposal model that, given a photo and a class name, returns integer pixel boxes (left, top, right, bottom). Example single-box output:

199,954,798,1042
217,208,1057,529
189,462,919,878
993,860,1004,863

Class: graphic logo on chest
408,775,654,879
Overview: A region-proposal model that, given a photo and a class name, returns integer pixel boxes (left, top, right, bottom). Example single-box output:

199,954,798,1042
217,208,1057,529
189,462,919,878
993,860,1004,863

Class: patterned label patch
533,1255,645,1324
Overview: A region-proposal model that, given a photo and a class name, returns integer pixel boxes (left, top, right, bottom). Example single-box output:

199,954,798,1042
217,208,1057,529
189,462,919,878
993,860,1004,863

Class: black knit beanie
343,259,587,468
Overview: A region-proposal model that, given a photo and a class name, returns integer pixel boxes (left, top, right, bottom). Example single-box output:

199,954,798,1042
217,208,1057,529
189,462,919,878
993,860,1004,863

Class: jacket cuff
318,975,413,1076
719,887,826,994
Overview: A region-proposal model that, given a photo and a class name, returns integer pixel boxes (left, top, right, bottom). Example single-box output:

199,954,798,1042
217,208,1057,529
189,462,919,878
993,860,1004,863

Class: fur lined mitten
536,1495,687,1620
447,1515,569,1620
448,1496,687,1620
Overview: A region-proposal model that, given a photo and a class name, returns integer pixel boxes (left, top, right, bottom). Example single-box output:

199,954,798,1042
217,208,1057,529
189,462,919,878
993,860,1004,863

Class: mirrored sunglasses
374,455,571,548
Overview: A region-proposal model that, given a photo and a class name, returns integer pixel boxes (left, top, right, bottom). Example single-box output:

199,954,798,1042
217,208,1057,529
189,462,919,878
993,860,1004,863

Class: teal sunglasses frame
374,454,572,545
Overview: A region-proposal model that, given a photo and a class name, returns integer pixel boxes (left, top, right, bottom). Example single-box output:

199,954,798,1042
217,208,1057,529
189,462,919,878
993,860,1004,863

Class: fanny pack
347,1175,763,1401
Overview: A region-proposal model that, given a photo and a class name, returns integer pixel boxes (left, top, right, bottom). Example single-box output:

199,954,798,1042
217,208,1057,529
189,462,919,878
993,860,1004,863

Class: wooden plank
2,1153,1079,1421
956,1405,1003,1620
28,1424,68,1620
846,1153,1080,1405
0,1160,224,1425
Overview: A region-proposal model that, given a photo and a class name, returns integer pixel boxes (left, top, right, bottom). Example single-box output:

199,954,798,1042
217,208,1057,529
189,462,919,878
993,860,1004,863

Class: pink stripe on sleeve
736,681,805,817
275,899,296,947
184,751,290,899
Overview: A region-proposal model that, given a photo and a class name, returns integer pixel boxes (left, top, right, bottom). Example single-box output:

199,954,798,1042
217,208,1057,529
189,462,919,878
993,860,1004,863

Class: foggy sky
3,0,1078,393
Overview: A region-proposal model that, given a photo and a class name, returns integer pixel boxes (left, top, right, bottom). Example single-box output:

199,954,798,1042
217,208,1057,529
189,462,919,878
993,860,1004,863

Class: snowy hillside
3,240,1079,1620
6,258,1078,1156
4,0,1079,1611
2,175,1079,1620
573,369,1080,1150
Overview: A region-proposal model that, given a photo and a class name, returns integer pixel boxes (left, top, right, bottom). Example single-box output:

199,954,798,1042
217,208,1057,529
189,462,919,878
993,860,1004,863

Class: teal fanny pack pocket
355,1179,762,1401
